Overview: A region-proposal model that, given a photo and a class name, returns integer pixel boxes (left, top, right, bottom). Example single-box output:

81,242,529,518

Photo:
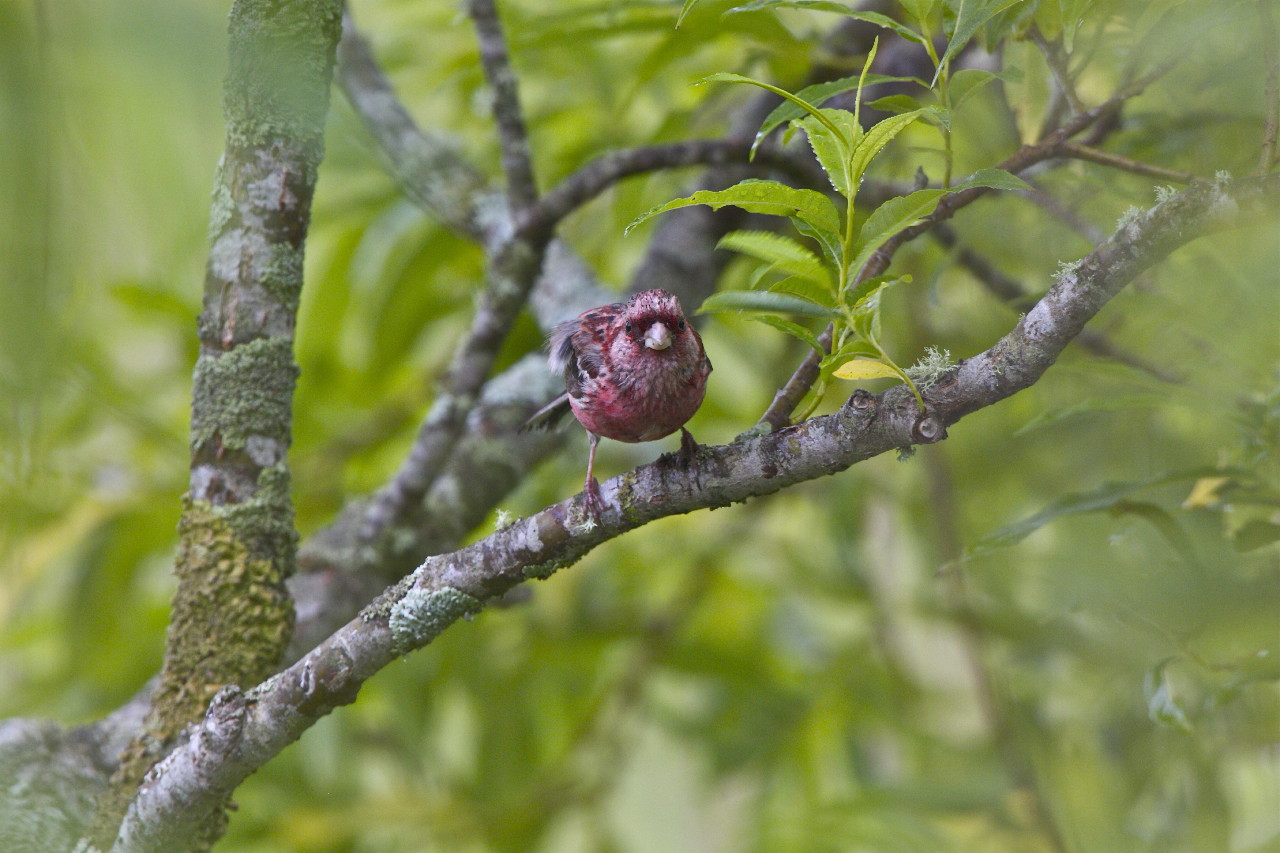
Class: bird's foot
677,427,703,490
582,476,605,526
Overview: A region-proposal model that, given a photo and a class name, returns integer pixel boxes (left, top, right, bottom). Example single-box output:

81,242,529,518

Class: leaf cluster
629,9,1029,417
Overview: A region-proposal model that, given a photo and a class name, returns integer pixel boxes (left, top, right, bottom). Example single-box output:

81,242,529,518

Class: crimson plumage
530,289,712,517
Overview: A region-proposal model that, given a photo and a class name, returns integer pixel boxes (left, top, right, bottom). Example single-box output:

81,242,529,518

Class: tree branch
86,0,345,847
466,0,538,212
1061,141,1197,183
107,175,1280,853
514,139,828,243
336,15,491,241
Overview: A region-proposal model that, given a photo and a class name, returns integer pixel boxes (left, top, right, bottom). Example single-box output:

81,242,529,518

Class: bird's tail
522,393,573,432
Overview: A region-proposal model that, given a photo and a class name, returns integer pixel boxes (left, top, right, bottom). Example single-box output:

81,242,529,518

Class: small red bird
528,289,712,518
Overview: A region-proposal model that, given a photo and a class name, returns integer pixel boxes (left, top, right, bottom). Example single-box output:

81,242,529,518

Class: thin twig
1062,141,1197,183
467,0,538,212
358,0,546,547
1261,0,1280,173
515,139,828,242
1030,25,1084,115
337,14,490,241
758,64,1175,430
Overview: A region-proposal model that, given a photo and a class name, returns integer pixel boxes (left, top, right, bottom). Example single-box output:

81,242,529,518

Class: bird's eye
677,320,686,331
625,321,633,333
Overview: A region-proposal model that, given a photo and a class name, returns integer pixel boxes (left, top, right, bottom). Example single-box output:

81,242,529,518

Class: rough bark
83,0,345,848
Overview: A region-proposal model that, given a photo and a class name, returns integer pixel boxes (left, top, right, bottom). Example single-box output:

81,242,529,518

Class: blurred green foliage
1,0,1277,851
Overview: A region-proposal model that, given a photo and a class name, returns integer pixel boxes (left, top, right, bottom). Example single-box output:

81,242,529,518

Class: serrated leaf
938,0,1029,83
848,189,946,279
768,275,836,307
754,73,927,150
832,358,901,380
843,273,903,314
847,109,927,191
798,109,860,196
718,230,833,290
951,167,1032,193
749,314,824,353
792,217,843,267
698,289,839,318
626,178,841,236
729,1,929,44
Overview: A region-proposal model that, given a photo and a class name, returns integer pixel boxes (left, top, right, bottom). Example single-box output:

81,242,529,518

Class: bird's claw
582,476,605,525
677,427,703,490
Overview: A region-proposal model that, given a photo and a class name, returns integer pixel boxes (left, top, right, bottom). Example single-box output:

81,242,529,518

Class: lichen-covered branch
107,175,1280,853
84,0,345,848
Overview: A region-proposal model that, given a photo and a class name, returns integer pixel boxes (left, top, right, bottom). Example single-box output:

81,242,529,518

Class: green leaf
948,68,1000,109
728,1,929,45
843,273,904,314
768,275,837,307
718,230,833,290
1233,520,1280,552
626,179,842,237
852,280,893,340
822,340,880,367
698,289,839,318
791,217,843,268
938,0,1029,83
848,189,946,280
847,109,927,192
749,314,824,353
696,73,847,145
832,358,901,380
798,109,860,196
898,0,939,23
675,0,702,28
951,167,1032,193
970,468,1224,554
866,94,929,114
753,73,927,151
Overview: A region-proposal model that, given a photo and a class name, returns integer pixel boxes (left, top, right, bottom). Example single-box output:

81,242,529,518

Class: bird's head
620,289,692,355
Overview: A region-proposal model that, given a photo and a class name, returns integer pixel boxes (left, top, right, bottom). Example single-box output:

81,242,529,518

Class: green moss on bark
191,336,299,453
153,497,295,735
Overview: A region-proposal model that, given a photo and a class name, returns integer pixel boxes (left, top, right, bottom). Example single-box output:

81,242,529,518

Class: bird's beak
644,322,672,351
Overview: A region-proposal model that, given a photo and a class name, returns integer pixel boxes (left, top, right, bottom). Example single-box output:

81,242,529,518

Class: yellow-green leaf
833,358,901,380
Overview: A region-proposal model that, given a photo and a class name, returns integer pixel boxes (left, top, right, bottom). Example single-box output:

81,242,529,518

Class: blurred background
1,0,1277,850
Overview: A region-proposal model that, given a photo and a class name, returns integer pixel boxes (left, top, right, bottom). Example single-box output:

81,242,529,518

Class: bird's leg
677,427,703,490
582,431,605,522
